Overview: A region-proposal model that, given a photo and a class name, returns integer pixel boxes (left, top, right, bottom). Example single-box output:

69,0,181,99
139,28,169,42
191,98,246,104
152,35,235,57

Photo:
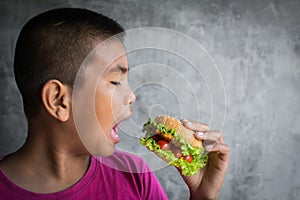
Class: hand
179,119,230,200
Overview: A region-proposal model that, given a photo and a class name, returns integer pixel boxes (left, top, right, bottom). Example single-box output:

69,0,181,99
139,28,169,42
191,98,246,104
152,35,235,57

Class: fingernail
181,119,188,123
205,145,213,151
195,132,204,137
185,121,192,126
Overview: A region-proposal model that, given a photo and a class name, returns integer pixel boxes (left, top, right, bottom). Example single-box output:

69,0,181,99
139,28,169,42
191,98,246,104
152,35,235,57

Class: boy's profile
0,8,229,200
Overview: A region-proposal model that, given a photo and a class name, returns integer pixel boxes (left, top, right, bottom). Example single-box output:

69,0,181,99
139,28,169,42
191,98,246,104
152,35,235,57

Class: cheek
95,87,114,127
94,84,126,125
111,89,126,112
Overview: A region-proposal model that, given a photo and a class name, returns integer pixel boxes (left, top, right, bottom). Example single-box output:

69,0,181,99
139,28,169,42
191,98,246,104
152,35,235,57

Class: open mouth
110,112,132,144
111,124,120,144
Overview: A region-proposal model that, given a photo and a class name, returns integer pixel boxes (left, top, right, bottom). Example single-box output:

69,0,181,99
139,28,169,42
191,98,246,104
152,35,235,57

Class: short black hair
14,8,125,118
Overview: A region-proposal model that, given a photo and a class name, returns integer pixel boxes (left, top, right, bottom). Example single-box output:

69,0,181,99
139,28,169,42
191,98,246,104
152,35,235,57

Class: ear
41,79,72,122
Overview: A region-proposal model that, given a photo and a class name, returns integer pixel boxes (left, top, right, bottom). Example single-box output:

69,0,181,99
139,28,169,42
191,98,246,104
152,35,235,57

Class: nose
127,88,136,105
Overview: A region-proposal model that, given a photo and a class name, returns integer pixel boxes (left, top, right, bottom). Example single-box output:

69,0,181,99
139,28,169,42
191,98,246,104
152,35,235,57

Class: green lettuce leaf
140,118,208,176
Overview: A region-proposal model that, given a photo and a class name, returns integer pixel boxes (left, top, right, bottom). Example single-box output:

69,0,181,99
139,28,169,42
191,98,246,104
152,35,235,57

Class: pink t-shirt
0,151,168,200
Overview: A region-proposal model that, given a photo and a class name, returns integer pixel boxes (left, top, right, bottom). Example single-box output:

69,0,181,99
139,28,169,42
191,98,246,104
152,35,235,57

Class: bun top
154,115,181,131
154,115,202,148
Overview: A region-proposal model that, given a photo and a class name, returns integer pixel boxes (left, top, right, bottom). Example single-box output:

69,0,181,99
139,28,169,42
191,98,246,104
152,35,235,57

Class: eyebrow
107,64,128,74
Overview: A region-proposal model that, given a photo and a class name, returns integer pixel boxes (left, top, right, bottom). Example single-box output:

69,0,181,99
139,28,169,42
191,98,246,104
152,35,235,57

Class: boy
0,8,229,199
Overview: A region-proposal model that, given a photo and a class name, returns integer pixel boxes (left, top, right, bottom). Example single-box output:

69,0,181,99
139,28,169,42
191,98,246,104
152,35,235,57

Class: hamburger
140,115,208,176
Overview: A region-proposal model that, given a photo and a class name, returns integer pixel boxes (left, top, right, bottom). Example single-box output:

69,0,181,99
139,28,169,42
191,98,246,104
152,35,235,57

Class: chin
91,143,116,157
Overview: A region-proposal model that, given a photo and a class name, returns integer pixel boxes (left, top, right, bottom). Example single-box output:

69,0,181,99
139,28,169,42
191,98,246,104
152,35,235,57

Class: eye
110,81,121,86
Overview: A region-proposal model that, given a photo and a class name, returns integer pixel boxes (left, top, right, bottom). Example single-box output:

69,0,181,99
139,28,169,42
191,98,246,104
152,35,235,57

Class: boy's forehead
83,39,128,74
94,39,126,61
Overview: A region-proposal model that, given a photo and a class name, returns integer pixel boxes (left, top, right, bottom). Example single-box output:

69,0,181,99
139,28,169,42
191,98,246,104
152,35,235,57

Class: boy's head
14,8,124,118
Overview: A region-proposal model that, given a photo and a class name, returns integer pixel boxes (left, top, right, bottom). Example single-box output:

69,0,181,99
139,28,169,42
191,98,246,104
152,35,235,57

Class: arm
180,119,230,200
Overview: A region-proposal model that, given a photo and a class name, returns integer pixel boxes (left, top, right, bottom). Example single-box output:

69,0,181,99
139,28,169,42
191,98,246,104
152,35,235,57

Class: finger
180,119,209,132
194,130,221,142
219,135,224,143
205,143,230,161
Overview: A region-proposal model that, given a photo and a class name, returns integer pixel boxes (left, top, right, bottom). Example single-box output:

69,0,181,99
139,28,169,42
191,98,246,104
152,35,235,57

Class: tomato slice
183,155,193,163
157,140,170,150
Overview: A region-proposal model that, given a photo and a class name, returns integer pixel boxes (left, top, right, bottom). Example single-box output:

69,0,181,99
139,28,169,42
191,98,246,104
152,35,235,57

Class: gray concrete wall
1,0,300,199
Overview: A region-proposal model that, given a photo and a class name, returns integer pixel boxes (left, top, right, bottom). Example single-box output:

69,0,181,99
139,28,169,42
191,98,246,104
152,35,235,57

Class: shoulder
94,150,151,173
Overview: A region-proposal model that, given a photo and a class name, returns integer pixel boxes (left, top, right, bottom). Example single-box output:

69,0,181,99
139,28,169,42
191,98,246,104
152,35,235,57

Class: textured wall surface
1,0,300,199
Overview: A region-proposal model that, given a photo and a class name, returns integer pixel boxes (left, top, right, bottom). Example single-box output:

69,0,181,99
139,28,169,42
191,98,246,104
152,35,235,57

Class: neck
0,116,90,193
